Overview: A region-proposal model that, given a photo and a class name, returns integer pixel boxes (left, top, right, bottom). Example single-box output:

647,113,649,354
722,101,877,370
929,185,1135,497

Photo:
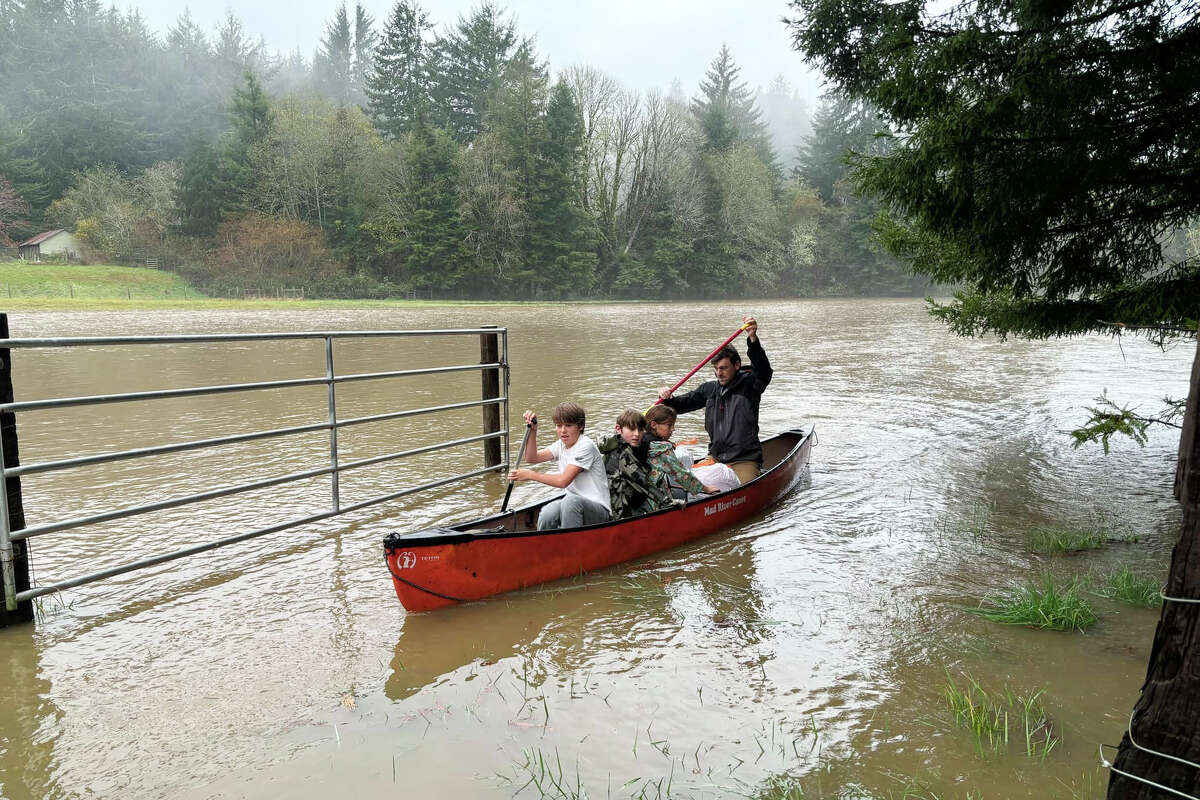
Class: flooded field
0,299,1189,799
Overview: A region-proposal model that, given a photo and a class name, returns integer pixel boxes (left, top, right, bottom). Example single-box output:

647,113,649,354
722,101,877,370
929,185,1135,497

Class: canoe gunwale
384,426,813,549
383,425,814,611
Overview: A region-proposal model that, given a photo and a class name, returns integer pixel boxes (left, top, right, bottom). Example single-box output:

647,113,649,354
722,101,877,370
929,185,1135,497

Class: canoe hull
385,427,813,612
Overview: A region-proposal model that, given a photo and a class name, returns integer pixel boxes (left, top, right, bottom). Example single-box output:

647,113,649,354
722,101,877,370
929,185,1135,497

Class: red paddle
646,323,750,414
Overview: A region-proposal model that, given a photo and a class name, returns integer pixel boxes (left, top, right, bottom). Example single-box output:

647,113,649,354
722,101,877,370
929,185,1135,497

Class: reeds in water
1028,526,1106,553
752,772,981,799
968,576,1098,631
1100,566,1162,608
1027,519,1141,553
943,672,1059,760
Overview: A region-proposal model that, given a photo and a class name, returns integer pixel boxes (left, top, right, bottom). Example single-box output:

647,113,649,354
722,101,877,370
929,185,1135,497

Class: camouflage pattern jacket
597,435,673,519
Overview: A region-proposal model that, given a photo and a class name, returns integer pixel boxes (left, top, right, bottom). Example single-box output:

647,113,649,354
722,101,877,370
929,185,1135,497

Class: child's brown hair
644,405,676,426
552,401,587,431
614,409,647,431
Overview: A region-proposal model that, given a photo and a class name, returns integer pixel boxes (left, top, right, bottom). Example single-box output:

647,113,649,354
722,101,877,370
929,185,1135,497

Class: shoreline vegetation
0,263,941,311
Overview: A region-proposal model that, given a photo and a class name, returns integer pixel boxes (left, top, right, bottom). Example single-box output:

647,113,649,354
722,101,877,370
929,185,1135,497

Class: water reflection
385,502,794,701
0,626,62,800
0,301,1190,799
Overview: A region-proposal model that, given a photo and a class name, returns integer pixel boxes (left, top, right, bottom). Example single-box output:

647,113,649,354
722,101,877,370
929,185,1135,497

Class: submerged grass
968,575,1099,631
751,772,982,799
1099,566,1162,608
943,672,1060,761
1027,514,1141,554
1028,525,1106,553
934,501,994,543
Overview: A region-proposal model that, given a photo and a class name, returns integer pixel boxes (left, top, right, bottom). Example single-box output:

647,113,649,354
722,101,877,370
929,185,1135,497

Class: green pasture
0,263,555,310
0,262,196,301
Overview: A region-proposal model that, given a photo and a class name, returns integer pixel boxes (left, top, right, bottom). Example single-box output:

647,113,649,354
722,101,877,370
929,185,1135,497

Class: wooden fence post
480,325,502,469
0,314,33,626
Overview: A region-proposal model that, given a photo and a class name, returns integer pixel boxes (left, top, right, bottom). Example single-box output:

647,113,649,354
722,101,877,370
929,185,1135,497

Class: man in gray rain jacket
657,315,772,486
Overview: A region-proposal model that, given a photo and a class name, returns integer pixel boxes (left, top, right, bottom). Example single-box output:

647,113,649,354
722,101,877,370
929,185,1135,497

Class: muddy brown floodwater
0,299,1189,799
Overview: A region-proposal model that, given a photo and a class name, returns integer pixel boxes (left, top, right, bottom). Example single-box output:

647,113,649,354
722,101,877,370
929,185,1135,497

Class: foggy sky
129,0,824,100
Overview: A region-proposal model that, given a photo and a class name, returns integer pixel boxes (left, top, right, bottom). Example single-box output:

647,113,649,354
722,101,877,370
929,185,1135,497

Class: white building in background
18,229,82,262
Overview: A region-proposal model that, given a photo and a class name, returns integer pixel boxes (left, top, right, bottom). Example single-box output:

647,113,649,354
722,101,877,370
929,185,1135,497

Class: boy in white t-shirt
508,402,612,529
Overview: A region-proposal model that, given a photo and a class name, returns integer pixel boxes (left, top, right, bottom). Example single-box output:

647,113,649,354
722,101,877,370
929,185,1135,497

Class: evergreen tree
0,105,50,222
528,79,597,294
366,0,433,139
758,75,810,173
797,95,889,203
369,117,471,290
213,11,263,89
158,11,227,148
431,1,519,142
689,47,782,295
176,139,226,236
0,175,30,246
788,2,1200,795
314,4,353,104
486,42,548,289
691,45,776,173
793,94,917,294
224,71,274,209
351,4,377,101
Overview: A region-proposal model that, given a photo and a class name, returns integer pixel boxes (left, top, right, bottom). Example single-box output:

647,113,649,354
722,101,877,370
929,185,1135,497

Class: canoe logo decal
703,495,747,517
399,551,417,569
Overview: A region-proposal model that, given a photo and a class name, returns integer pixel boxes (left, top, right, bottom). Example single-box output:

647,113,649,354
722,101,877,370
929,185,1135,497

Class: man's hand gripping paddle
645,322,750,415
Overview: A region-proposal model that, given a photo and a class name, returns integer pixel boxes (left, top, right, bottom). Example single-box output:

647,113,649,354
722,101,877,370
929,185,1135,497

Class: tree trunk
1108,335,1200,798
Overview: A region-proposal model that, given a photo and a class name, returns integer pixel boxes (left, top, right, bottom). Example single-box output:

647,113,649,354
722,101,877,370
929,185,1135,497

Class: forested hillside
0,0,923,298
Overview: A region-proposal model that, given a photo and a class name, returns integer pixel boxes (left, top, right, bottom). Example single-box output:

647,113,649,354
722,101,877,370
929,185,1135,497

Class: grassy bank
0,263,557,310
0,296,553,311
0,262,197,300
0,263,673,311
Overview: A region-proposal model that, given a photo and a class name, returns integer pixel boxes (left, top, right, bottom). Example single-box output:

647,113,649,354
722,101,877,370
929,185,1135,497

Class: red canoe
384,426,815,612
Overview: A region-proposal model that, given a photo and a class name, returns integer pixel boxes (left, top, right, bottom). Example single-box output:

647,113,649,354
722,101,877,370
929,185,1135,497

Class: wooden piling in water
480,325,502,469
0,314,33,626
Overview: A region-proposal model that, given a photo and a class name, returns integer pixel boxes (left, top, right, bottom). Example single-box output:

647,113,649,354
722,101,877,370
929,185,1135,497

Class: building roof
19,229,66,247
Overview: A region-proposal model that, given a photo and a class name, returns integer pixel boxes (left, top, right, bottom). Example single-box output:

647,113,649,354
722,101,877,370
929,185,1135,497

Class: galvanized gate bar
8,397,507,479
14,463,337,540
338,464,502,515
334,431,503,473
13,462,501,603
0,449,15,610
0,328,507,348
4,376,329,413
325,336,340,513
502,330,511,467
1,363,503,414
0,326,511,615
335,397,505,429
330,363,503,385
8,420,334,478
11,429,508,542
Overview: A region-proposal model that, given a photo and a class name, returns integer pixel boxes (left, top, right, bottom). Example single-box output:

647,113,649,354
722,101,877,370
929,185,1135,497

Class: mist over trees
0,0,920,298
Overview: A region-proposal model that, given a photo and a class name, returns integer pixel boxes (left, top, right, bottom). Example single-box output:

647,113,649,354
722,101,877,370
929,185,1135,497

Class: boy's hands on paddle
509,467,534,482
522,410,538,426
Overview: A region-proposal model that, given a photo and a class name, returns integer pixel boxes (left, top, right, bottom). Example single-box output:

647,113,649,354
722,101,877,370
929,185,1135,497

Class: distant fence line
0,284,203,300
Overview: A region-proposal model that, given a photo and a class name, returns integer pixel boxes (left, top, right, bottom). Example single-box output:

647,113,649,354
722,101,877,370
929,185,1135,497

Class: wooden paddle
645,322,750,414
500,415,536,513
